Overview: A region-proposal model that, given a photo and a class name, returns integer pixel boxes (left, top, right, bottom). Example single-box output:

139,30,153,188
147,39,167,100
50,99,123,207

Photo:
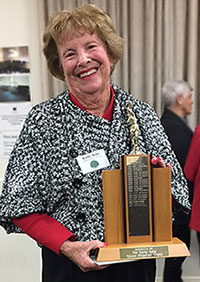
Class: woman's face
58,31,113,96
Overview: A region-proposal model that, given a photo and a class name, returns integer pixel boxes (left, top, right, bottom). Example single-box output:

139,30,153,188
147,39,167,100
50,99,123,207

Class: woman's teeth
79,69,97,78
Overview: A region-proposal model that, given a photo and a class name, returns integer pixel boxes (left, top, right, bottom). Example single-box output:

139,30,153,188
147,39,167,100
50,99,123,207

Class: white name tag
76,149,110,174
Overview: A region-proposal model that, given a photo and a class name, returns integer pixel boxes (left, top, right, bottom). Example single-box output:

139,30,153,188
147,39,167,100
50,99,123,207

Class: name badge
76,149,110,174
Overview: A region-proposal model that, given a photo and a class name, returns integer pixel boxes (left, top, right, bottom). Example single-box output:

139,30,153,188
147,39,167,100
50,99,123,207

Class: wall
0,1,199,281
0,0,42,281
0,0,43,189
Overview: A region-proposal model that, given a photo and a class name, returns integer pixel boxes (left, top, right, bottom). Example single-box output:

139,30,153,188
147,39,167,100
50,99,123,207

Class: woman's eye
88,44,96,49
63,52,75,59
66,52,74,58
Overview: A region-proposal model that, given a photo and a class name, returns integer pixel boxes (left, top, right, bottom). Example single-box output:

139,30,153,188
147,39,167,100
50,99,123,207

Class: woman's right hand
59,240,109,272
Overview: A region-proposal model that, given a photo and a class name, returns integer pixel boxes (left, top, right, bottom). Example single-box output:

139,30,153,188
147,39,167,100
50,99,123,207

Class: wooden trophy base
96,238,190,263
96,164,190,263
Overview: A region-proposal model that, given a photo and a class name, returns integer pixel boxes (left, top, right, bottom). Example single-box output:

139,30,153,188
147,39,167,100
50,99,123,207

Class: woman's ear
109,58,114,74
109,58,113,69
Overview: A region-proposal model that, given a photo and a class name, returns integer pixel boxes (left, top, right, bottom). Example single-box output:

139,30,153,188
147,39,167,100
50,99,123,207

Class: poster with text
0,103,32,131
0,132,19,159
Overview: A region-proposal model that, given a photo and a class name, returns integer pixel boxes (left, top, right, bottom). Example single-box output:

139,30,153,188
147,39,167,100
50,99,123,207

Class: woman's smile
78,67,98,79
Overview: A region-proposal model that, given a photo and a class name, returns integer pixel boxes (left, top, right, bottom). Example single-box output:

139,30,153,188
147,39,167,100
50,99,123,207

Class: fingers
151,156,166,168
168,163,172,169
60,240,109,272
86,240,107,250
79,241,109,272
151,156,172,169
157,157,166,168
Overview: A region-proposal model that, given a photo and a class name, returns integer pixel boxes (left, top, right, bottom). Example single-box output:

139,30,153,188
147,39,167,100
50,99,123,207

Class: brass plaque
120,246,169,259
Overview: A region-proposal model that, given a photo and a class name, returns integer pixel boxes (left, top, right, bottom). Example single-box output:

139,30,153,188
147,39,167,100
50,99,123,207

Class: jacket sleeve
0,106,48,233
12,213,75,255
184,125,200,182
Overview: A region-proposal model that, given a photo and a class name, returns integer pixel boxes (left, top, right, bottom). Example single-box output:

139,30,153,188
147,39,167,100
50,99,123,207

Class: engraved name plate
122,154,153,243
120,246,169,260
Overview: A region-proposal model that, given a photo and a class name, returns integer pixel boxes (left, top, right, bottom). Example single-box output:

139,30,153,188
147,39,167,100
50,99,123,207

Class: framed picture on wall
0,46,30,102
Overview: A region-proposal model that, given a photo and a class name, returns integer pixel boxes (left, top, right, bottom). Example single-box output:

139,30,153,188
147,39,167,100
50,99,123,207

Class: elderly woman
0,4,190,282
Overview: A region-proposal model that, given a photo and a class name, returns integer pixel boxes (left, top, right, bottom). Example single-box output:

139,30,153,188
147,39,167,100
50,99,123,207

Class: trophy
95,103,190,263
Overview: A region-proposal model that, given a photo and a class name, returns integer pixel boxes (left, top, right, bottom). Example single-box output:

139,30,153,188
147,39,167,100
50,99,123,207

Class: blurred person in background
161,80,194,282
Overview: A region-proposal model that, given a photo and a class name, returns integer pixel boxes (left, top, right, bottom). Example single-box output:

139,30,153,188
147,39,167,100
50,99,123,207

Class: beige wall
0,0,42,188
0,1,199,281
0,1,42,281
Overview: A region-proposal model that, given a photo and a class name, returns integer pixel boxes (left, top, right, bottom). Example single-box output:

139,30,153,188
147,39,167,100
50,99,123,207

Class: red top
69,86,114,122
184,124,200,232
12,87,114,255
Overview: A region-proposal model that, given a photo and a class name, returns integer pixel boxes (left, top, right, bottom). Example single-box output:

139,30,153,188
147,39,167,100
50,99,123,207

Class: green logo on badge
90,160,99,168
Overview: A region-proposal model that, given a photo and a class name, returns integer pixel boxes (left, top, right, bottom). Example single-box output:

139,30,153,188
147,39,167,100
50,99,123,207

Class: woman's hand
151,156,172,168
59,240,109,272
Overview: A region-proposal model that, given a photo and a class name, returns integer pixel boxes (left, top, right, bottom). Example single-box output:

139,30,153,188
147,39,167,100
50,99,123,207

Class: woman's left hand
151,156,169,168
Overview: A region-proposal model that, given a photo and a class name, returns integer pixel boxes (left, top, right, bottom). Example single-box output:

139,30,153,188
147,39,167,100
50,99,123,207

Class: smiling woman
0,4,191,282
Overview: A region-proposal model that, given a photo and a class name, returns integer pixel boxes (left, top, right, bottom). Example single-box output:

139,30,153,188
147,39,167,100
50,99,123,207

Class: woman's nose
77,50,91,67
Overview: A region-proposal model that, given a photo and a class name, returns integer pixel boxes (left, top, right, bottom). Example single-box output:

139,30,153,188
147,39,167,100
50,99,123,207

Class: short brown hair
43,4,124,81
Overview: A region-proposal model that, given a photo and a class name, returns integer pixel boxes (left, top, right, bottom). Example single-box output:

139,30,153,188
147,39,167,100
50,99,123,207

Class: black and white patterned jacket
0,85,191,242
